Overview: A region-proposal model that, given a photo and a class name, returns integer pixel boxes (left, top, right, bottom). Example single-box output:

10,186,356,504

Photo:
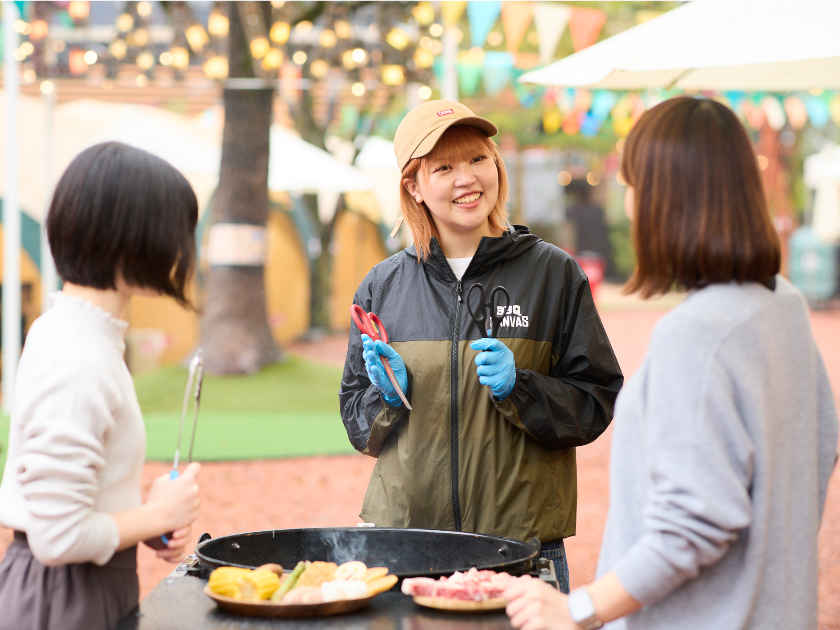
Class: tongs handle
149,350,204,550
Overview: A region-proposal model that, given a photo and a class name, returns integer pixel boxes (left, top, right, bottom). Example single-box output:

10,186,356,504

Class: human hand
361,334,408,407
145,462,201,535
504,579,575,630
470,337,516,399
155,526,193,563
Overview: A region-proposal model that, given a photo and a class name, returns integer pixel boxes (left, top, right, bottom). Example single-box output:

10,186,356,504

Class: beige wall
329,211,389,331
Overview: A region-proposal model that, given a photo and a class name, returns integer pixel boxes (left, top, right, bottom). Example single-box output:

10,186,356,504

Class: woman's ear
403,178,423,204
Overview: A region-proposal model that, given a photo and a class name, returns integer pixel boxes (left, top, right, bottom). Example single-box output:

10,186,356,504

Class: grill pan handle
528,537,542,555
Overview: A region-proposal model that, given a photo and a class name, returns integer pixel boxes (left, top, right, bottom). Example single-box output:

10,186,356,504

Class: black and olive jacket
339,226,623,543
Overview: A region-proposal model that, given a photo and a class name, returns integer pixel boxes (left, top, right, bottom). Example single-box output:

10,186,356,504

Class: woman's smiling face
404,126,500,239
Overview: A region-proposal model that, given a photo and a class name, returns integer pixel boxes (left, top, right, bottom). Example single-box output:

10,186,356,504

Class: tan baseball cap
393,100,498,172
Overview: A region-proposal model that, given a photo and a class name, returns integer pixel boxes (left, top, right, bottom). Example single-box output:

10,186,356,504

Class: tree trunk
200,2,280,374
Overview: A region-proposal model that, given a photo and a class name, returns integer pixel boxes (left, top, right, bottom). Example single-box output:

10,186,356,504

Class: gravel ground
1,305,838,627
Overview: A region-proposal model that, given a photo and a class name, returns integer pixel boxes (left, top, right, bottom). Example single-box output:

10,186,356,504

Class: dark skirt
0,531,139,630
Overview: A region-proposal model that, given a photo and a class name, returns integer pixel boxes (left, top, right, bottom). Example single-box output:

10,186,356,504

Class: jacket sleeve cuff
492,378,538,440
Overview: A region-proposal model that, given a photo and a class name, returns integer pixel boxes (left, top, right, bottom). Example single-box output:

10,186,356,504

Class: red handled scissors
351,304,412,410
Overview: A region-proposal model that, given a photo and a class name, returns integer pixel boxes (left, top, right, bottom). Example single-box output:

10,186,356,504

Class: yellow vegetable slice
335,561,368,581
366,574,398,595
239,569,281,601
363,567,389,583
208,566,250,599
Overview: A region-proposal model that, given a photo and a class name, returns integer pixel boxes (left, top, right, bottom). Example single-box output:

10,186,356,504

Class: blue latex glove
361,333,409,407
470,337,517,400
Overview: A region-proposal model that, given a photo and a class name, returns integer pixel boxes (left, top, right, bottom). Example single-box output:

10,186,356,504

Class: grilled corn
239,569,281,601
208,567,250,599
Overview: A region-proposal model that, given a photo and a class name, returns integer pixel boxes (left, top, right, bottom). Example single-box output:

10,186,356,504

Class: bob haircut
400,125,510,261
621,96,781,298
47,142,198,307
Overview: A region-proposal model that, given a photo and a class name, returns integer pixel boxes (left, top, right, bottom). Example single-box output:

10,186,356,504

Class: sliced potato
257,563,284,576
366,574,398,595
363,567,389,583
335,561,368,581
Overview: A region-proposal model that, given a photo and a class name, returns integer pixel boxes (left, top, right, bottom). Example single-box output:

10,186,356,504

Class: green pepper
271,561,306,601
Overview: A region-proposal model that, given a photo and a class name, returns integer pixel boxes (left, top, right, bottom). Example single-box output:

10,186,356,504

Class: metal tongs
170,350,205,480
155,350,204,548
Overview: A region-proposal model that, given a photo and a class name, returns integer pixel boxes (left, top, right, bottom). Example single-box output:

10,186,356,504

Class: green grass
0,357,356,483
135,357,353,461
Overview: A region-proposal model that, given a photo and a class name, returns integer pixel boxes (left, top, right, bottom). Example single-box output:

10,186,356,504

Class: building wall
329,211,388,331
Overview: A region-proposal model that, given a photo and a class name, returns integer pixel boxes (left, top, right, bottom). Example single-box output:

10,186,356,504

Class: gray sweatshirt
597,276,838,630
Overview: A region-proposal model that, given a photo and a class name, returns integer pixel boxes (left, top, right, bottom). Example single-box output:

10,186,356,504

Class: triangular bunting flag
568,6,606,52
783,95,808,130
457,52,483,96
467,1,502,48
534,2,572,64
442,1,468,27
806,94,830,129
501,1,535,53
483,51,515,96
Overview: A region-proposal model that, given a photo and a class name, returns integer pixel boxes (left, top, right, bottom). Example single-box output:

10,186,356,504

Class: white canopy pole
3,0,21,413
41,82,59,310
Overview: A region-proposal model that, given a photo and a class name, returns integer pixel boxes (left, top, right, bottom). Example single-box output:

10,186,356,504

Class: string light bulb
418,85,432,100
414,49,434,68
412,2,435,25
262,48,283,70
386,27,410,50
270,22,290,44
351,82,365,96
351,48,366,64
203,56,228,79
334,20,352,39
294,21,313,35
40,80,55,94
318,29,337,48
382,65,405,85
136,51,154,70
185,24,208,52
108,40,127,59
116,13,134,32
159,51,173,66
208,10,229,37
292,51,307,65
83,50,97,64
250,37,270,58
67,1,90,20
137,1,152,17
310,59,329,78
171,46,189,69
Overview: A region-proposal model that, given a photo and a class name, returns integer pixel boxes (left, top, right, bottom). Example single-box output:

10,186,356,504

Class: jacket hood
406,225,541,282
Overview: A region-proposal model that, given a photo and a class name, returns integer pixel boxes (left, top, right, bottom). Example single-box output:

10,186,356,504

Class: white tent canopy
0,96,378,223
520,1,840,91
804,146,840,244
354,136,401,230
268,125,374,194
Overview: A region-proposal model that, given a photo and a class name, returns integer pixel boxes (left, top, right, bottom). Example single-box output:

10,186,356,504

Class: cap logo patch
437,109,455,116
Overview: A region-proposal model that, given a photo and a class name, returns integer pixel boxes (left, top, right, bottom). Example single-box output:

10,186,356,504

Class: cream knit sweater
0,292,145,566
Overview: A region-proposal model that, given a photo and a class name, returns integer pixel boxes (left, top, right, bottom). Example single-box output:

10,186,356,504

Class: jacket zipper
450,280,463,531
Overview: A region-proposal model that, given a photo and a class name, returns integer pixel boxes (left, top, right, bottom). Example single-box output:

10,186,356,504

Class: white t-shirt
446,257,472,280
